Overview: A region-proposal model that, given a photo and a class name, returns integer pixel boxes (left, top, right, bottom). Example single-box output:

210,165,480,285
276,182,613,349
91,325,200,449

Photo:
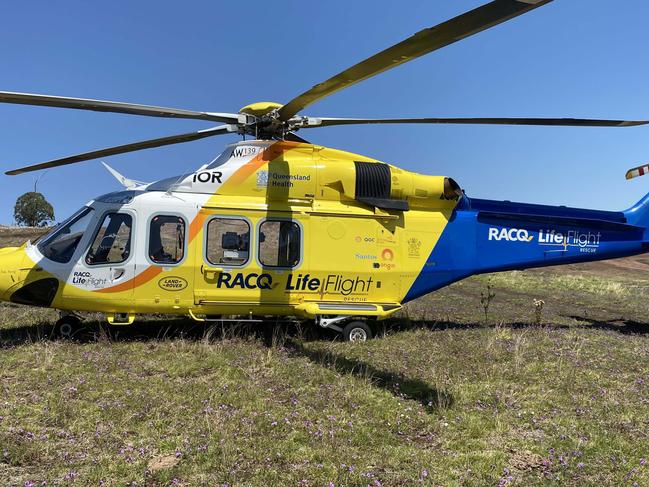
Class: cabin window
38,207,94,264
149,215,186,265
258,220,301,268
86,213,133,265
206,217,250,266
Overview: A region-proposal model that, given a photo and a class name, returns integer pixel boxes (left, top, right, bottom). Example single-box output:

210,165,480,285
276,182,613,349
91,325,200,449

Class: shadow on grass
4,311,630,349
565,315,649,335
1,316,454,412
285,338,454,412
0,315,569,348
0,317,320,349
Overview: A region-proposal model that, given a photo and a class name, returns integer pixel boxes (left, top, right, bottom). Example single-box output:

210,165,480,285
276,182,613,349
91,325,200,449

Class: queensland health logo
488,227,534,243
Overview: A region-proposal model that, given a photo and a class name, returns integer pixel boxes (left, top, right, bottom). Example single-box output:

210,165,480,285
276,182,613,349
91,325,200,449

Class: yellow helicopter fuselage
0,140,459,324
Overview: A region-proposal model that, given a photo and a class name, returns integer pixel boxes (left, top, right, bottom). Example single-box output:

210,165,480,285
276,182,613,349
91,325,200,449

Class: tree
14,192,55,227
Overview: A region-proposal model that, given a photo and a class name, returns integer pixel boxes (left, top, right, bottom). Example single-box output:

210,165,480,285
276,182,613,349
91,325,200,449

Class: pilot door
63,209,136,306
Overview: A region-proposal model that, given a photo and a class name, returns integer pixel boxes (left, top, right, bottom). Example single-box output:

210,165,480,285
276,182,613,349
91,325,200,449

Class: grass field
1,230,648,486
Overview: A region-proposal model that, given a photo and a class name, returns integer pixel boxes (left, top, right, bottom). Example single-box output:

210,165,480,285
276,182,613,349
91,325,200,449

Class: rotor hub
239,101,283,117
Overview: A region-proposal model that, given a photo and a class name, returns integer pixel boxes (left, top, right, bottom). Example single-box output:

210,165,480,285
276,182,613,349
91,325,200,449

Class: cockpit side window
149,215,186,265
86,213,133,266
38,207,94,264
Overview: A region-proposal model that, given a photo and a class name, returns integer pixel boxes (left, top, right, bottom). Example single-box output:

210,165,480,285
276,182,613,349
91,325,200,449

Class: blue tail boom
404,193,649,302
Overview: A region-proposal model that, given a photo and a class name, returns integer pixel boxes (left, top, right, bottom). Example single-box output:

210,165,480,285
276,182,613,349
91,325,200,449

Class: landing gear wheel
54,315,81,339
342,321,372,342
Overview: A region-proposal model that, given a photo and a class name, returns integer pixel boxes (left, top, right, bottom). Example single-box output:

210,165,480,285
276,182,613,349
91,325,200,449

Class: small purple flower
63,471,78,480
175,450,182,458
25,481,35,487
577,462,585,469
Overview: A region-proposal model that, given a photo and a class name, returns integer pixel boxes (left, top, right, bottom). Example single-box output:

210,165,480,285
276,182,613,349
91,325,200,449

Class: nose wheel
54,315,82,339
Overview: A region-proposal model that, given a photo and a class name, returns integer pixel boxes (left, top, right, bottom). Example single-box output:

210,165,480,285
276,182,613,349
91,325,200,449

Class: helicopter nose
0,246,29,302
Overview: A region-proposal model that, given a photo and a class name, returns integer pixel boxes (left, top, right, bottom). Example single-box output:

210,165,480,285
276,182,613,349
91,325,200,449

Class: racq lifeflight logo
488,226,603,252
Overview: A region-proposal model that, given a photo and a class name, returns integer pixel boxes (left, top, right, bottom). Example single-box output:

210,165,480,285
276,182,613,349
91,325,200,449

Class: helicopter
1,0,649,342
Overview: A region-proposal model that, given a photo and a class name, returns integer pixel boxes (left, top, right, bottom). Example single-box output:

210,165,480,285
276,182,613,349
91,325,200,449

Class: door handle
111,268,125,281
201,265,223,279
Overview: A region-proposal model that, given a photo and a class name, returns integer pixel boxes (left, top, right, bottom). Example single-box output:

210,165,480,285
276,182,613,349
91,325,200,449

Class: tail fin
623,163,649,228
624,192,649,228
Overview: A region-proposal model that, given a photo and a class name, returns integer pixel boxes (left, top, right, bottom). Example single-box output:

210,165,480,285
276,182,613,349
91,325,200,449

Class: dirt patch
509,450,546,471
147,454,180,472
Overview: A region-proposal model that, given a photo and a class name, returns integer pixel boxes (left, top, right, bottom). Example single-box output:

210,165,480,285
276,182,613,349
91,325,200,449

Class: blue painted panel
404,194,649,302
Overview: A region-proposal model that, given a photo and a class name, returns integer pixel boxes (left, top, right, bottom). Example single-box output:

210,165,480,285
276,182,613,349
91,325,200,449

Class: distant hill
0,226,49,248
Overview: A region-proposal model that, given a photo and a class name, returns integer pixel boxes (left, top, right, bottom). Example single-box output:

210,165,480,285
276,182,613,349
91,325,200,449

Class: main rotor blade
5,125,232,175
278,0,553,121
305,117,649,129
0,91,240,124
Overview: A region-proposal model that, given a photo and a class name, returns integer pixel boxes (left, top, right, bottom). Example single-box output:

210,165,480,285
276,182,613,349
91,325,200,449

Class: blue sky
0,0,648,224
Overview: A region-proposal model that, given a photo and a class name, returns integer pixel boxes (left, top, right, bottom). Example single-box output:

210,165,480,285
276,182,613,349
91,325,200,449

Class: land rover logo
158,276,188,291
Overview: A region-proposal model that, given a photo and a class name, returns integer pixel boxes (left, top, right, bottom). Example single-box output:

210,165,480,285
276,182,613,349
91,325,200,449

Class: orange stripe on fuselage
96,141,296,294
97,264,162,294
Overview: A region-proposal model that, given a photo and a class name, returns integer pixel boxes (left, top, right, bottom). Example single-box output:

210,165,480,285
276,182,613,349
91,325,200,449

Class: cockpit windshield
37,207,94,263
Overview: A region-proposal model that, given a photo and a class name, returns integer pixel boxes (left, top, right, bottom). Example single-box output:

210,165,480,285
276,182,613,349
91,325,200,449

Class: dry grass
0,228,648,485
482,271,631,297
1,298,648,485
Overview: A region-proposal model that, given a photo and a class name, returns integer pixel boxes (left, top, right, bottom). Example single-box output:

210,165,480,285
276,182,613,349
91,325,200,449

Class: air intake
354,162,408,211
